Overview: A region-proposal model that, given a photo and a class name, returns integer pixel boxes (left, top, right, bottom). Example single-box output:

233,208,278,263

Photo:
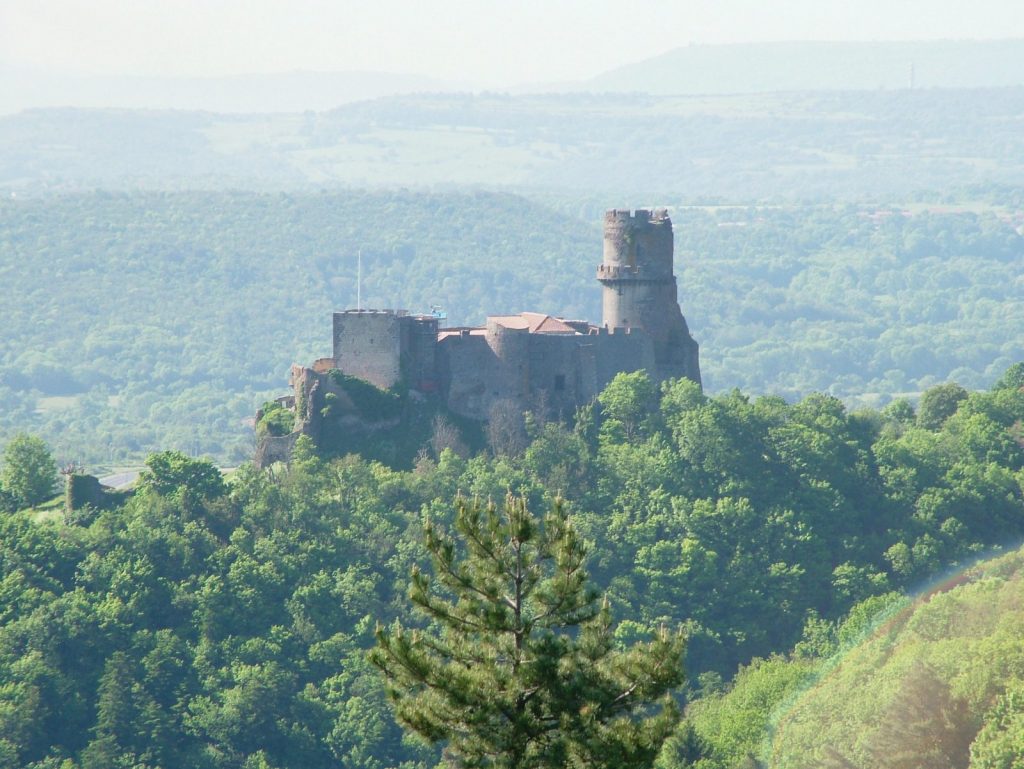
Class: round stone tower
597,208,702,386
599,208,675,333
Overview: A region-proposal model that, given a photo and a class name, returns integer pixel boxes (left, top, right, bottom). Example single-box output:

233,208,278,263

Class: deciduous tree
0,433,56,508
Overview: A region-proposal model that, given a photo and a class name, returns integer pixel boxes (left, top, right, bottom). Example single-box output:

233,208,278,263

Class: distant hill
0,68,470,115
588,39,1024,94
4,87,1024,199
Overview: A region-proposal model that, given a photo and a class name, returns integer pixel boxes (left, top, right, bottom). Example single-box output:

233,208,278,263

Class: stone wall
65,473,131,521
486,320,530,406
437,323,670,423
592,326,658,393
333,310,403,389
525,333,590,418
260,206,701,465
438,333,493,420
401,316,440,391
254,433,299,468
597,208,701,388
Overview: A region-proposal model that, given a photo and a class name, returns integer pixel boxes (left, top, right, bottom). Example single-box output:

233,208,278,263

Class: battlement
601,207,674,277
604,208,670,226
259,206,700,466
336,308,409,317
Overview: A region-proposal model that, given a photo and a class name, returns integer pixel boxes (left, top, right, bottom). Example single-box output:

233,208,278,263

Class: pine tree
370,496,686,769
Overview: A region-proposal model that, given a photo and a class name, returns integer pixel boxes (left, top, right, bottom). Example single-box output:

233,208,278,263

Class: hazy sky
3,0,1023,85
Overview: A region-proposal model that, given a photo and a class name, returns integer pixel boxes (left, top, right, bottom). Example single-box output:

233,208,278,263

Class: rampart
256,208,701,465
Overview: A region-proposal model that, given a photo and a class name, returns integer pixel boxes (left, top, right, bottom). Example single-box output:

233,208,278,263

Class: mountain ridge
586,39,1024,95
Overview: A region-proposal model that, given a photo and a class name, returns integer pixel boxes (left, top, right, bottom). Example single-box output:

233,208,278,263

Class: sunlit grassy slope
682,544,1024,769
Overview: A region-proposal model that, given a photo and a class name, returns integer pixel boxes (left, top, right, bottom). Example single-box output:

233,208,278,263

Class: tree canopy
0,367,1023,767
0,433,56,508
371,496,685,769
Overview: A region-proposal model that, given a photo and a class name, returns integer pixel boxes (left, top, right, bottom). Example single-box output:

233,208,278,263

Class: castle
256,209,700,464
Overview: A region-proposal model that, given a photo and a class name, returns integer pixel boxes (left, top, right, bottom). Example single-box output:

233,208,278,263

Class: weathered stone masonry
259,208,701,460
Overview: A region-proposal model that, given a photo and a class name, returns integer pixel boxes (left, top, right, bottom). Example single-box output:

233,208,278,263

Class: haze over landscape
3,0,1024,112
2,3,1024,769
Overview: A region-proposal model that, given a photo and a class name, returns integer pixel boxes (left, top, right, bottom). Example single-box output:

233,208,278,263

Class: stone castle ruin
256,209,700,465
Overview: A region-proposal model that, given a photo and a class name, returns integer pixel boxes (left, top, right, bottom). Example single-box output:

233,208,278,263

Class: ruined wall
254,364,387,468
333,311,403,389
64,473,130,519
255,433,299,468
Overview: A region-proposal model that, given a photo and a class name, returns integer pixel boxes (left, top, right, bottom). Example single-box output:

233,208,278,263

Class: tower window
554,374,566,391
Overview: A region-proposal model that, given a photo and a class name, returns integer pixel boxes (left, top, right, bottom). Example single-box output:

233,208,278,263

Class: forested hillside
2,190,1022,465
679,545,1024,768
2,367,1023,768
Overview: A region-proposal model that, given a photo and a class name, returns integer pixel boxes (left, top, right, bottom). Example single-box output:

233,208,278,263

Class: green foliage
371,496,686,769
0,487,17,514
2,366,1024,767
764,548,1024,769
918,382,970,430
686,655,817,769
3,191,1024,465
598,370,658,442
866,662,975,769
992,363,1024,392
970,682,1024,769
257,401,294,438
316,392,485,470
0,448,436,769
139,450,226,501
0,434,56,507
327,371,404,421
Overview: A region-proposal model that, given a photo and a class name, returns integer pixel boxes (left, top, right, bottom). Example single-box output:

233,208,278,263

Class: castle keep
257,209,700,464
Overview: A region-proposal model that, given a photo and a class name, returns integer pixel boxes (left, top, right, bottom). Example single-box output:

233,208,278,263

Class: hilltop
588,39,1024,95
2,190,1022,465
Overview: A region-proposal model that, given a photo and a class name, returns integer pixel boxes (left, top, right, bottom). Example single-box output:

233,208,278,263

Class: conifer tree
371,496,686,769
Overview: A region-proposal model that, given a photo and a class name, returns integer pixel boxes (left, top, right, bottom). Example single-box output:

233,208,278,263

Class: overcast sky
3,0,1023,86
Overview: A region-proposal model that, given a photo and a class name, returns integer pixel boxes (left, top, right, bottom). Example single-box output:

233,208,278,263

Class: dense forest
4,77,1024,767
2,365,1024,768
2,189,1022,466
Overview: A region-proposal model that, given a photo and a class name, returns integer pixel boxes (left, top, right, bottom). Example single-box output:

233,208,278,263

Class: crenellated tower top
596,208,700,385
